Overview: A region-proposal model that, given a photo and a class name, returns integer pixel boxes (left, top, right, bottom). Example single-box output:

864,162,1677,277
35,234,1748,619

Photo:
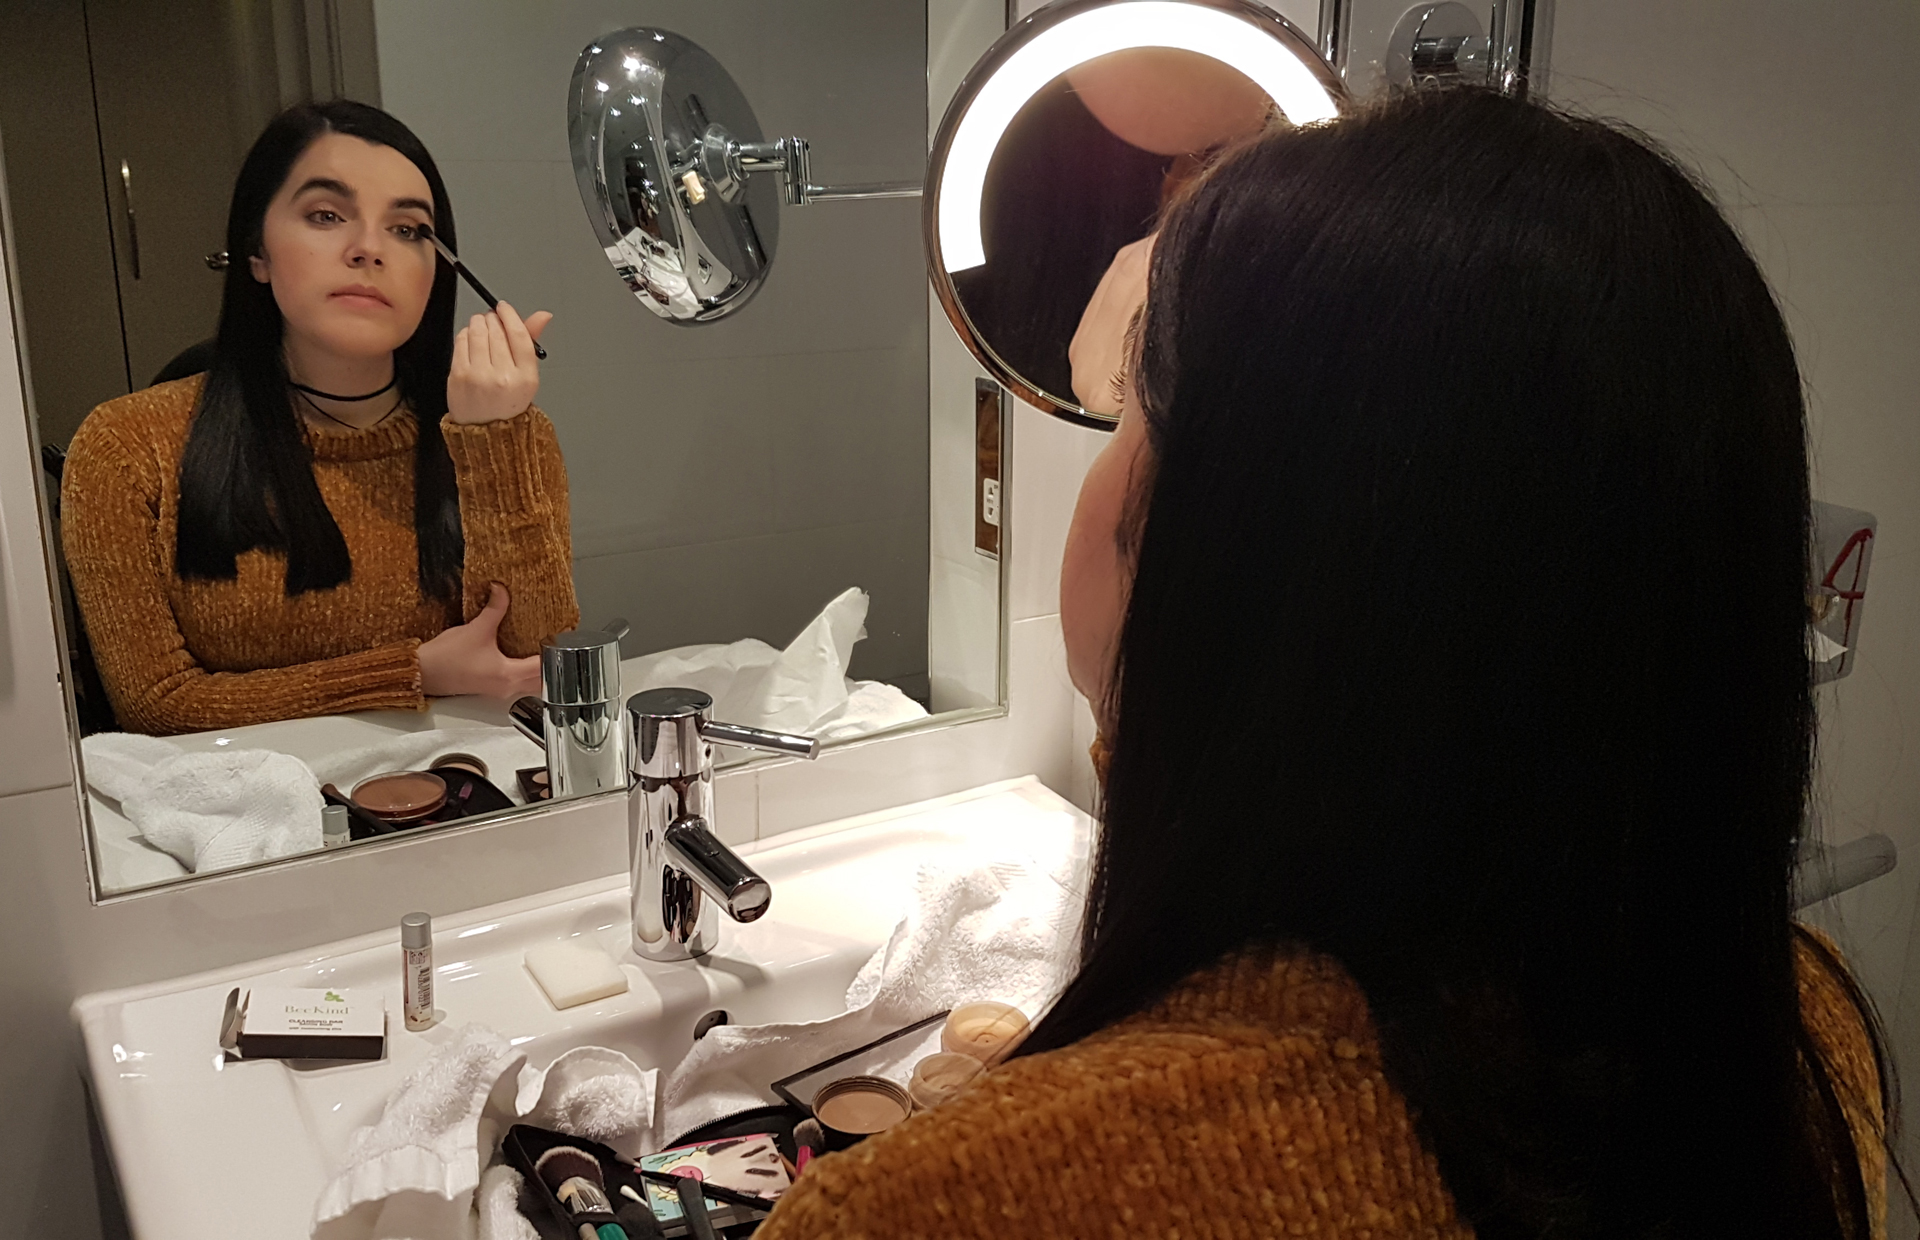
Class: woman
62,101,578,736
760,90,1892,1238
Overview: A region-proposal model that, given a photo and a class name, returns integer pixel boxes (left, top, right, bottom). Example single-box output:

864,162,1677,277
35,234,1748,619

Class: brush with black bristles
532,1145,628,1240
416,222,547,360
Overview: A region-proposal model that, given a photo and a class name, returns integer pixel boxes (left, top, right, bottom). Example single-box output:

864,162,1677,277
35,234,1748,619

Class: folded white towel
656,853,1084,1142
80,733,323,873
312,1024,526,1240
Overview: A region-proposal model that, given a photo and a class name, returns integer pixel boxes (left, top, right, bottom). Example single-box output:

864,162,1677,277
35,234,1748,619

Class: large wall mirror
0,0,1009,896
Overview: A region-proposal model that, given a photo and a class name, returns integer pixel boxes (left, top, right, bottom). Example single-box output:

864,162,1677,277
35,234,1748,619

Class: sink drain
693,1010,729,1040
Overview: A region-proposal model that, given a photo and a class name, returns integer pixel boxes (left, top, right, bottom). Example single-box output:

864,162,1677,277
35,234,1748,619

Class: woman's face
249,132,436,363
1061,322,1154,721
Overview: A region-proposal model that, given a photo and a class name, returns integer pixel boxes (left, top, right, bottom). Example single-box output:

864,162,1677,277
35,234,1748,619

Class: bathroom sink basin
74,777,1093,1240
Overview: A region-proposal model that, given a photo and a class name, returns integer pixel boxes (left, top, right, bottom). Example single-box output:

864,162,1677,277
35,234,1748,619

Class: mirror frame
924,0,1346,429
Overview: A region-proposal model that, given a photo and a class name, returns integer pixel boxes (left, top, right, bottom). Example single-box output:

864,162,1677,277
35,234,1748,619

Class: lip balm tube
321,804,350,848
402,911,435,1031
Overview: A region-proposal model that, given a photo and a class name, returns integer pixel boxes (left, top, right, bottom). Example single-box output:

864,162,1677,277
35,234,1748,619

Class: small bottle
401,911,435,1031
321,804,351,849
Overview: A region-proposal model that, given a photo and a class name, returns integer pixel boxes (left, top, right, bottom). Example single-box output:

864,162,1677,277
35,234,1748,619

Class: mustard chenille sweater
60,376,578,735
758,936,1884,1240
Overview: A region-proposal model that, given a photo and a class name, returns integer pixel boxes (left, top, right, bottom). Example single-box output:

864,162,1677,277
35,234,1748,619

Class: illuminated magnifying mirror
927,0,1344,429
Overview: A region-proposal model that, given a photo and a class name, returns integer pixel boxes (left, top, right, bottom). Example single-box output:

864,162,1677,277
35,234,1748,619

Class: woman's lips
330,285,392,309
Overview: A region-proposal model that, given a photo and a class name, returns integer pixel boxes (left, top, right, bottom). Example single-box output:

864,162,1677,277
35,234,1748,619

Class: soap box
237,988,385,1060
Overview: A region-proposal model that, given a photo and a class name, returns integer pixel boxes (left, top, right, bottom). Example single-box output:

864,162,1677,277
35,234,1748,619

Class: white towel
513,1044,659,1160
314,1033,661,1239
81,733,324,873
624,587,927,739
312,1024,526,1240
656,855,1084,1142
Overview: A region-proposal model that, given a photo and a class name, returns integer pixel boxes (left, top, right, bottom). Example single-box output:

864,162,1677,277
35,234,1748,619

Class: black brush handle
673,1177,719,1240
632,1167,777,1212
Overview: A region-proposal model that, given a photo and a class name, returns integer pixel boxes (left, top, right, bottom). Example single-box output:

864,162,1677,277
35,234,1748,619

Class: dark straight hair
176,100,463,600
1020,88,1895,1238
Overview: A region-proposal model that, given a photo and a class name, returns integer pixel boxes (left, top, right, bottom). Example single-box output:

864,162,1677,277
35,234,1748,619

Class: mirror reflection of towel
80,732,323,873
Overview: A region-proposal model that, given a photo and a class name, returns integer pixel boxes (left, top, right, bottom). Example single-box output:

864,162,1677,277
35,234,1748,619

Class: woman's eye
306,209,342,225
394,223,425,241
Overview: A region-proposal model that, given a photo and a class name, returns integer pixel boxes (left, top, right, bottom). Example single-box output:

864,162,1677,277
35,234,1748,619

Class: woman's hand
446,301,553,425
418,582,542,699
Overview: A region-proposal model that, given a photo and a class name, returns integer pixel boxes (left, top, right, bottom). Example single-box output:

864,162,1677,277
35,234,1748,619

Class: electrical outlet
974,379,1004,558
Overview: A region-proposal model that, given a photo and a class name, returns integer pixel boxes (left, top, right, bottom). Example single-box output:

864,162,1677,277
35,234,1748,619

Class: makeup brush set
506,1124,794,1240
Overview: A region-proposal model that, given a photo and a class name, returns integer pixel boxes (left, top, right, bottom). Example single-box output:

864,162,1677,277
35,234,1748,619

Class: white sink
74,777,1094,1240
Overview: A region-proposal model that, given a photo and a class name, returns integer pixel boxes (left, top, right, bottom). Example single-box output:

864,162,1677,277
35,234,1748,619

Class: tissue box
237,988,385,1060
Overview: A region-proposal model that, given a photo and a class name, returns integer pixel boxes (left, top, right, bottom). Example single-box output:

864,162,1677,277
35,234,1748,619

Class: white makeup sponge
524,939,629,1010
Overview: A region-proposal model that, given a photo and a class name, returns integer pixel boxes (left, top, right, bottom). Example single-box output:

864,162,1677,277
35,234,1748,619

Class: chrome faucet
510,620,630,801
626,687,819,961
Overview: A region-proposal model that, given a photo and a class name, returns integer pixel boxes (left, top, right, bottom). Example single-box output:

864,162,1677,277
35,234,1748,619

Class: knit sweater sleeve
441,405,579,657
61,411,426,736
1795,926,1887,1239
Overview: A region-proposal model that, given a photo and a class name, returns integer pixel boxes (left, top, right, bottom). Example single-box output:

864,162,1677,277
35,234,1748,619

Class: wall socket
974,378,1004,558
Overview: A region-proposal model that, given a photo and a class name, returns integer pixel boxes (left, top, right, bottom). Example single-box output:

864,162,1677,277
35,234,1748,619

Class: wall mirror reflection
0,0,1008,896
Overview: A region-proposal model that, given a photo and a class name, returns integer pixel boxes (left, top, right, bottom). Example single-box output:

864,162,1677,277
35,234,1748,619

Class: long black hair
175,100,462,600
1021,88,1893,1238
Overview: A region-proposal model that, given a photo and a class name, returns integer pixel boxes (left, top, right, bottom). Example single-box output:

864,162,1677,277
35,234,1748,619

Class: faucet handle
628,687,821,779
701,720,819,759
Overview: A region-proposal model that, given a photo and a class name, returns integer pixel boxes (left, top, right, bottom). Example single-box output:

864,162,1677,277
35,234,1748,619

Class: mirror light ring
937,1,1341,273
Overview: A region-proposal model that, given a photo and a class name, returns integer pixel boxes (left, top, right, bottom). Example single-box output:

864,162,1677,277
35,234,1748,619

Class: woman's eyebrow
292,177,354,199
390,196,434,217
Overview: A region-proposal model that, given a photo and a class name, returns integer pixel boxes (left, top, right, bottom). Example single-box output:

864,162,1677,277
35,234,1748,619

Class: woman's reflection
952,49,1274,414
61,101,579,736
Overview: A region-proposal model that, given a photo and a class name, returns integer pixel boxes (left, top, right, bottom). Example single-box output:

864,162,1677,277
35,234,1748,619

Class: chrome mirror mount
568,29,919,326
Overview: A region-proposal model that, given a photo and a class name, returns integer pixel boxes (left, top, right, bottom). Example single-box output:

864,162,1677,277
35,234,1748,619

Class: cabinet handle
119,159,141,280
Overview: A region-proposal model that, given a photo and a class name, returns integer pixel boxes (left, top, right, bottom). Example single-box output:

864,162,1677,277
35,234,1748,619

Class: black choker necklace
289,376,397,403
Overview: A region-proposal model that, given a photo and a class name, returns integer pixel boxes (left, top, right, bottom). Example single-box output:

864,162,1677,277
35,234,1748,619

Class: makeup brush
416,223,547,360
624,1166,779,1212
792,1117,826,1175
532,1145,628,1240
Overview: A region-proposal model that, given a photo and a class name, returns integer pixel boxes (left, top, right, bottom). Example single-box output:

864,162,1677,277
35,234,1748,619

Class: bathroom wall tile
1008,398,1107,623
572,515,928,687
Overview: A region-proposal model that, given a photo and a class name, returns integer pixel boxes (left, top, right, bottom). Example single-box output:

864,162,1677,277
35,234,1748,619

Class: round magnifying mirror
569,30,782,324
927,0,1344,428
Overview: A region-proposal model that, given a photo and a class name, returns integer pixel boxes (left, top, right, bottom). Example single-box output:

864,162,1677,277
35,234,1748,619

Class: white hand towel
514,1045,659,1159
311,1024,527,1240
81,733,323,873
656,854,1084,1143
474,1165,539,1240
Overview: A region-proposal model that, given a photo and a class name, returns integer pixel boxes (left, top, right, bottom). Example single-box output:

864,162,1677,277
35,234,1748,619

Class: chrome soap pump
625,687,818,961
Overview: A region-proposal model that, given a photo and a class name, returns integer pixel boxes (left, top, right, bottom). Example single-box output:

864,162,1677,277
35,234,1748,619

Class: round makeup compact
429,752,489,779
907,1051,983,1111
942,1002,1030,1065
811,1075,913,1144
350,771,448,825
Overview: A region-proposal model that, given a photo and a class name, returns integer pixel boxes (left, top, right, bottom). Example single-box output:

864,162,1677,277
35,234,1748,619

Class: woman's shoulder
759,949,1460,1240
70,375,204,463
